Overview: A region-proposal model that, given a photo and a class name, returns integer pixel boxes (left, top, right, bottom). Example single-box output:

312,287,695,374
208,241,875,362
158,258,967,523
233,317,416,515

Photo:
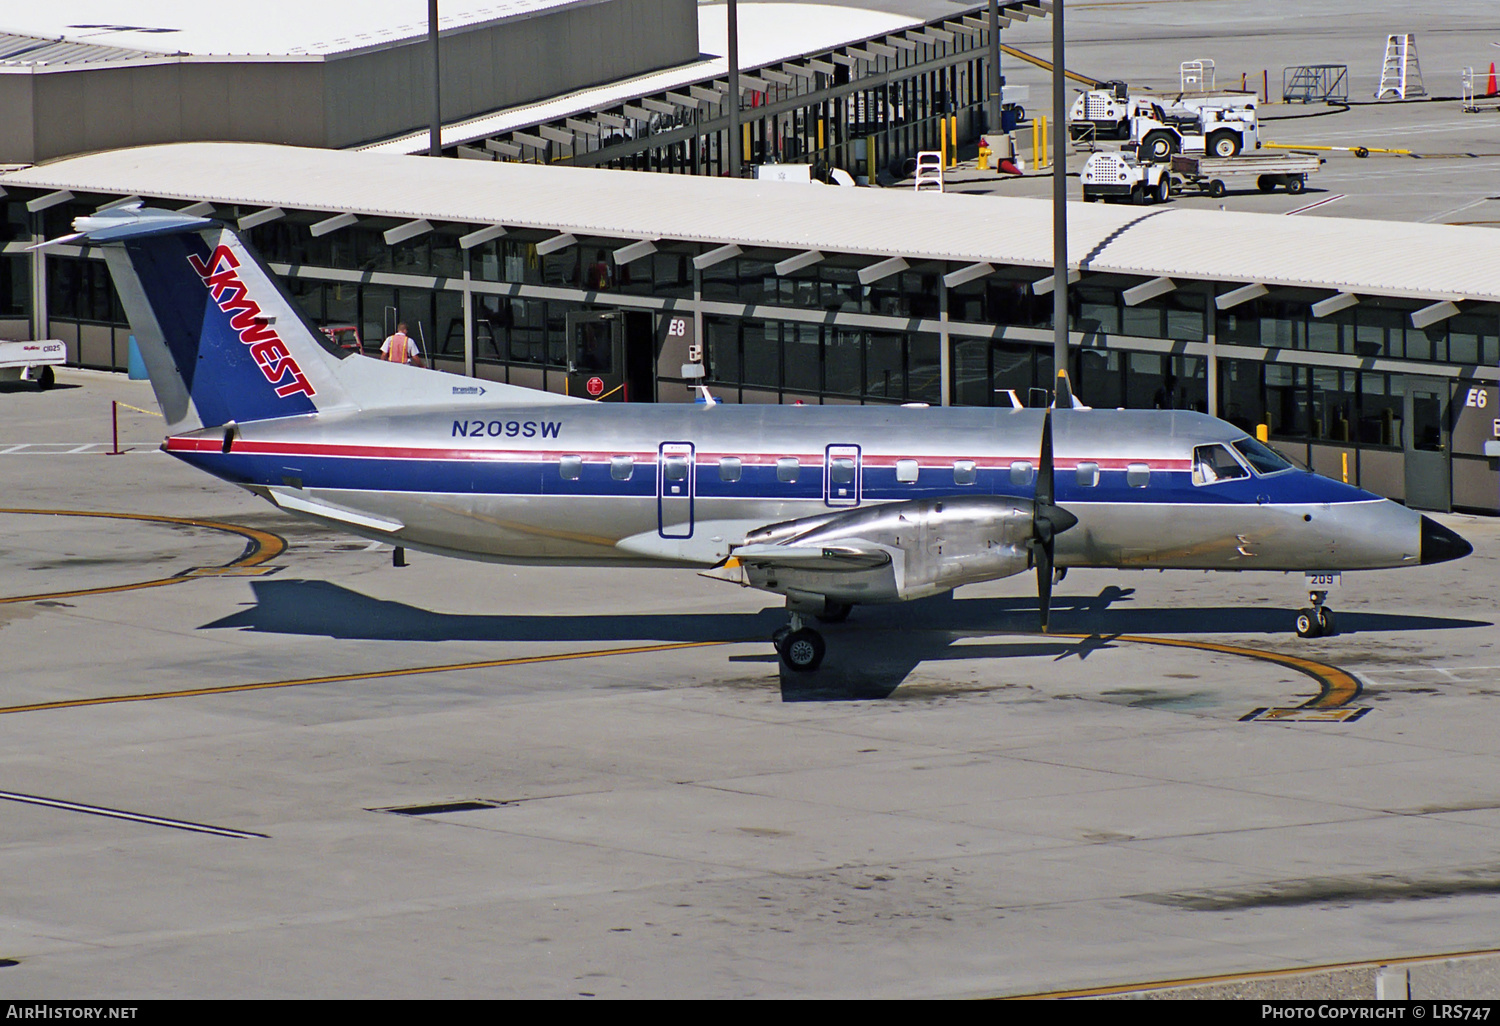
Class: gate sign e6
1451,383,1498,456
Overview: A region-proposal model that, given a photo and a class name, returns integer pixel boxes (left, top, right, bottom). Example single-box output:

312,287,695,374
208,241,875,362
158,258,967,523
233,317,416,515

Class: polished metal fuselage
164,402,1426,579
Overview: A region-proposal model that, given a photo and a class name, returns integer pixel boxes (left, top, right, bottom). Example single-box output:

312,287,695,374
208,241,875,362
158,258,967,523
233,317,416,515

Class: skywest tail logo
188,244,316,399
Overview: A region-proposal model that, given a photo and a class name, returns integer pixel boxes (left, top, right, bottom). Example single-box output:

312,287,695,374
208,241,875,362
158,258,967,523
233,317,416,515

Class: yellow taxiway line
1007,945,1500,999
0,508,1360,718
0,640,737,716
0,630,1358,719
0,507,285,605
1059,633,1361,710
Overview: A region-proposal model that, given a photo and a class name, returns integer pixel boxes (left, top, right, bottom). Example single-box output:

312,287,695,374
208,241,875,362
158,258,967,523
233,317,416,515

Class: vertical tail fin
77,206,352,431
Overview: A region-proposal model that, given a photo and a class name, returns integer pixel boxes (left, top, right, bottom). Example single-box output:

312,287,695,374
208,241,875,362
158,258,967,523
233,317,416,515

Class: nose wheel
1294,591,1335,638
773,612,826,672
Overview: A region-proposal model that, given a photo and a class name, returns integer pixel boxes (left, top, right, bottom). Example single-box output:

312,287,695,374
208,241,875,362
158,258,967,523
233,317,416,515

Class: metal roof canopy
5,142,1500,305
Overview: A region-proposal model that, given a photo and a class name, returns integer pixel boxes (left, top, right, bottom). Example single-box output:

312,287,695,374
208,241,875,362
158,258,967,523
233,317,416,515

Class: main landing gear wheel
1295,609,1321,638
1316,606,1335,636
779,629,826,672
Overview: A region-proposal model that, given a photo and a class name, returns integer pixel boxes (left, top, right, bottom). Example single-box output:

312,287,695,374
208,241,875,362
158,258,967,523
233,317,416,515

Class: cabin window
1010,460,1034,486
718,457,742,482
829,457,856,485
559,455,583,480
610,456,635,481
776,457,800,483
953,460,977,486
1076,461,1100,487
895,459,920,483
1192,444,1250,486
1126,462,1151,488
663,456,690,482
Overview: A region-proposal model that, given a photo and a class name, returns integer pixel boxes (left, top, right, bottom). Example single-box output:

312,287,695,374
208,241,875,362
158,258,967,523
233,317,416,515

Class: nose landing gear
1295,589,1335,638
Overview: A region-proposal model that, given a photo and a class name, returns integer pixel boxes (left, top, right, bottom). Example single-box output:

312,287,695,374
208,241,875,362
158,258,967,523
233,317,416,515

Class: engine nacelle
741,495,1036,604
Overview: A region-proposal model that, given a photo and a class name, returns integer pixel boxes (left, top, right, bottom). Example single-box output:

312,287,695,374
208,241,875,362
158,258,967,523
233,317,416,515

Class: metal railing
1282,64,1349,104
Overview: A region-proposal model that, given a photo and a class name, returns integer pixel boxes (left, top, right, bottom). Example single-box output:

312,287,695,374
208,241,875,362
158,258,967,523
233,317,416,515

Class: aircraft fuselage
163,403,1431,578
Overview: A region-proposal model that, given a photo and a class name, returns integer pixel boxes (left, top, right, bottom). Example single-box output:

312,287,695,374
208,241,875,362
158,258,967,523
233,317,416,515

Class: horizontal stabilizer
731,541,893,570
267,488,404,533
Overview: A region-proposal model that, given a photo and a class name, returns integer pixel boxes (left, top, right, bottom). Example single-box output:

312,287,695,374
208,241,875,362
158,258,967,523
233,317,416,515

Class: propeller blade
1037,409,1054,509
1032,407,1076,632
1036,536,1053,632
1054,369,1073,409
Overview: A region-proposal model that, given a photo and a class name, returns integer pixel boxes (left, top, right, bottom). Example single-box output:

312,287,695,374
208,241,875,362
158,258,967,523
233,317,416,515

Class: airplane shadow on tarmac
202,579,1489,702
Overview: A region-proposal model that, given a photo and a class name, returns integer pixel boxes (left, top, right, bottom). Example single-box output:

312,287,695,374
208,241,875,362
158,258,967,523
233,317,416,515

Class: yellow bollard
940,117,948,169
949,115,957,168
1256,423,1270,443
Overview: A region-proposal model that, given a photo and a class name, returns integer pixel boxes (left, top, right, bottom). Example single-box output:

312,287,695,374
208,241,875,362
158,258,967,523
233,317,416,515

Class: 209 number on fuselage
452,419,562,439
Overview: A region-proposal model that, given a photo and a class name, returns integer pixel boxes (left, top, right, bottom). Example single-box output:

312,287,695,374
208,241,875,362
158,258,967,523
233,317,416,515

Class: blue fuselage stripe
177,450,1373,507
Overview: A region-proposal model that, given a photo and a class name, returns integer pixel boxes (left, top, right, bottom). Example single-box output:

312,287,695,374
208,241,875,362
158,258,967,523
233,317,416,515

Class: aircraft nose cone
1420,515,1472,565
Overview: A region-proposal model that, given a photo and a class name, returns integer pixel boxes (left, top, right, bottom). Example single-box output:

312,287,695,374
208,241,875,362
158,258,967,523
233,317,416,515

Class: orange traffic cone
1488,62,1498,98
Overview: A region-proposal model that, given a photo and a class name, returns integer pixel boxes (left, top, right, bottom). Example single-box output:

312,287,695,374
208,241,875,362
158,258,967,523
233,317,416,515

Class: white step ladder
1375,33,1426,100
913,150,944,192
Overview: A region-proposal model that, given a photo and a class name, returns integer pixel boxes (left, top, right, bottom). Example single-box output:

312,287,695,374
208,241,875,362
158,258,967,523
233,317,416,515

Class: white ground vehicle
0,339,63,389
1170,153,1323,197
1069,82,1259,161
1080,151,1172,204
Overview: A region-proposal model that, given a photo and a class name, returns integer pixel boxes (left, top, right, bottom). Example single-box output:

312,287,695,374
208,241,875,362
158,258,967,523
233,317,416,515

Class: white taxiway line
0,789,266,839
1285,194,1346,215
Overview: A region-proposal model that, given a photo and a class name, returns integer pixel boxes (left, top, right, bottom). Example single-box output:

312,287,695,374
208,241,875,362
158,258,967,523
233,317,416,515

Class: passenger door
657,442,696,538
823,444,862,507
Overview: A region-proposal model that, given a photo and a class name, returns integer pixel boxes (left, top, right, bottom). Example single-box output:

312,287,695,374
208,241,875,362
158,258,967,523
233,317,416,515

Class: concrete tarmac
1,371,1497,998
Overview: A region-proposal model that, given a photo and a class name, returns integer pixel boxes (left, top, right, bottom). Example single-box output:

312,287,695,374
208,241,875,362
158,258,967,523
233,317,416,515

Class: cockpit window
1193,444,1250,485
1232,438,1294,476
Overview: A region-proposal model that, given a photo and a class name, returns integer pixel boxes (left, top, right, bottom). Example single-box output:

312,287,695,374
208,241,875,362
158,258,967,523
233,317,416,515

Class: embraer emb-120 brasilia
71,206,1471,671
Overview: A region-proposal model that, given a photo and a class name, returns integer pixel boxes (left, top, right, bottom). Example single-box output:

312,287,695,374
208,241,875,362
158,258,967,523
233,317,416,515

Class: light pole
727,0,741,177
1051,0,1069,401
988,0,1001,131
428,0,441,157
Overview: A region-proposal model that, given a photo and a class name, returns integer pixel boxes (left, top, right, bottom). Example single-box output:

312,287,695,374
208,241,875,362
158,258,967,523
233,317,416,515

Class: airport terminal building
3,141,1496,517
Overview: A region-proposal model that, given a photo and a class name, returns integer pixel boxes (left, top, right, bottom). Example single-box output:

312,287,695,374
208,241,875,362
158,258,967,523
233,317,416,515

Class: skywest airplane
71,206,1471,671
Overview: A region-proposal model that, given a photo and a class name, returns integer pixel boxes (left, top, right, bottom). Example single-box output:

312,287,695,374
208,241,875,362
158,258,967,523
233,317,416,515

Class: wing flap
267,487,405,533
